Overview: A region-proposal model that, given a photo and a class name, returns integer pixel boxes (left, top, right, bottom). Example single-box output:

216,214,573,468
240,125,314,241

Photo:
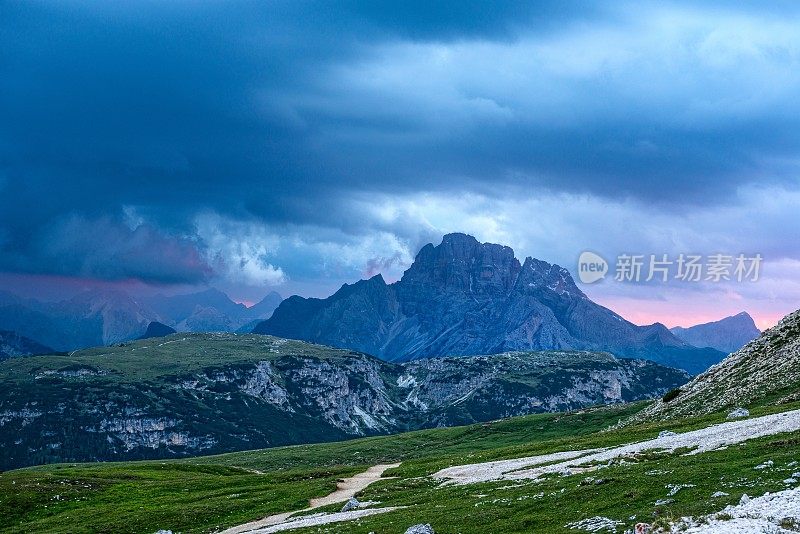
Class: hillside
670,311,760,353
630,308,800,423
3,400,799,533
0,333,686,470
255,233,725,374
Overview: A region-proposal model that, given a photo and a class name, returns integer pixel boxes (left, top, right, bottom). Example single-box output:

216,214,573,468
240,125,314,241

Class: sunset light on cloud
2,1,799,329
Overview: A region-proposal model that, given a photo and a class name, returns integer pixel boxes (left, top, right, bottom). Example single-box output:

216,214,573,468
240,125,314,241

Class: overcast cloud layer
2,1,799,327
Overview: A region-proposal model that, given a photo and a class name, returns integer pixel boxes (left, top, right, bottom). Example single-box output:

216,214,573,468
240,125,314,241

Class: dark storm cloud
1,1,800,285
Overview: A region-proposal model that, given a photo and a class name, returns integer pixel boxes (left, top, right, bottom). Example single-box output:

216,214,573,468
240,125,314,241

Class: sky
1,1,799,329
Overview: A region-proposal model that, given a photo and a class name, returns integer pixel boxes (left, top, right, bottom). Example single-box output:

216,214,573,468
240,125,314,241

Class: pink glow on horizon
592,294,787,331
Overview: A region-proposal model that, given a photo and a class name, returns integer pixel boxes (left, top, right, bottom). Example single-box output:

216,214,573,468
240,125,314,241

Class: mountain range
0,333,687,469
255,233,725,374
670,311,760,353
0,288,282,352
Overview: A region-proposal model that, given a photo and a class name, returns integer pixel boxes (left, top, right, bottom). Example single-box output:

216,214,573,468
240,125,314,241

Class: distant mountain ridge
0,333,687,469
0,288,282,352
670,312,760,353
0,331,54,360
255,233,725,374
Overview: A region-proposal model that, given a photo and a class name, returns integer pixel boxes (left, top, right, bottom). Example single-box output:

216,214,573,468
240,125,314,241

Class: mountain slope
0,333,686,469
0,330,54,360
670,311,760,353
255,233,724,374
630,308,800,423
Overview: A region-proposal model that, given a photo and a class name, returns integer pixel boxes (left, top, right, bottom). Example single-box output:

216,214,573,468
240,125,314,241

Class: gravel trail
219,463,400,534
435,408,800,485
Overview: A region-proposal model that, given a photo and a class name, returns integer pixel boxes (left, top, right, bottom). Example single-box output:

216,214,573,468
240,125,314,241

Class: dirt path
219,462,401,534
435,408,800,485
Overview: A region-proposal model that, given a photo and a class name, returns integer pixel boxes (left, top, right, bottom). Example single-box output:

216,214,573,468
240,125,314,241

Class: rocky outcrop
0,333,687,469
670,312,760,353
256,233,724,374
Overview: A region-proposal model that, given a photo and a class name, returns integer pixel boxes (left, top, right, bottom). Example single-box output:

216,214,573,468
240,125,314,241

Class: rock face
255,233,724,374
628,308,800,423
670,312,760,353
0,330,54,360
0,333,686,469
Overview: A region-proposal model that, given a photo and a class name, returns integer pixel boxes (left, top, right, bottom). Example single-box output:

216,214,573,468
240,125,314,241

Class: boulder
341,497,360,512
658,430,677,438
727,407,749,419
405,524,435,534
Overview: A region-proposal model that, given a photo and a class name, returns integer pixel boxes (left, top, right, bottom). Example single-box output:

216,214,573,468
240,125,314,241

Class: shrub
662,388,682,403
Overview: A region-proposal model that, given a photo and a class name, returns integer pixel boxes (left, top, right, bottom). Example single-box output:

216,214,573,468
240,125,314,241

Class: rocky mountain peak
255,233,725,373
400,233,521,297
516,257,585,299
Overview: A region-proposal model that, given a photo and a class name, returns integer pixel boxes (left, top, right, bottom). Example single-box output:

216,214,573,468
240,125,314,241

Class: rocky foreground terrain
0,333,686,469
256,233,724,374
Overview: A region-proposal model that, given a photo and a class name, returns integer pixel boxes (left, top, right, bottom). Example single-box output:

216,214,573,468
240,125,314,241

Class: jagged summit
255,233,724,373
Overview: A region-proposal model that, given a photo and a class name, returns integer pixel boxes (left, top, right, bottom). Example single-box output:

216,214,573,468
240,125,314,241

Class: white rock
739,493,750,504
727,407,749,419
341,497,360,512
659,430,677,438
404,524,435,534
565,516,623,532
710,491,729,498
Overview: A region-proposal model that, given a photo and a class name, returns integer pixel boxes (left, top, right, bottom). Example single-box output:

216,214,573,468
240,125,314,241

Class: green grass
0,334,350,384
2,400,799,533
0,463,362,534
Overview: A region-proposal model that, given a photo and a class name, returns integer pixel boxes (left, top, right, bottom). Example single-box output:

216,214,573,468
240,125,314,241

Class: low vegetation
3,400,799,533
